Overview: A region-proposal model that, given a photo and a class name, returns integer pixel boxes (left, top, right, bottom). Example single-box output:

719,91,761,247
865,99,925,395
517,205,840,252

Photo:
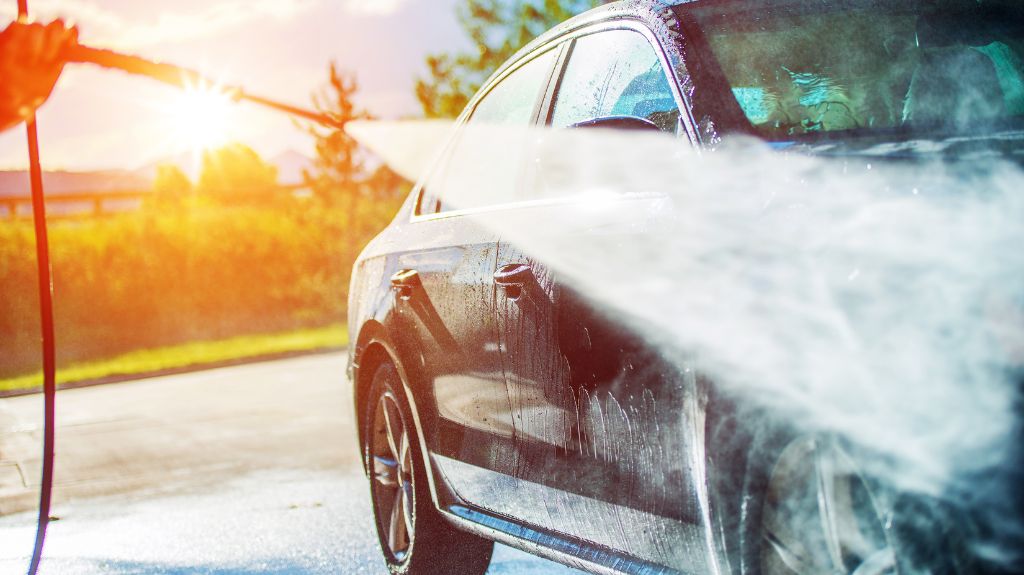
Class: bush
0,194,400,379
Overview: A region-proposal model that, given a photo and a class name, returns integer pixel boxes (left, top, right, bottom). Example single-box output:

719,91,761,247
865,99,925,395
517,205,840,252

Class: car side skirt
440,503,682,575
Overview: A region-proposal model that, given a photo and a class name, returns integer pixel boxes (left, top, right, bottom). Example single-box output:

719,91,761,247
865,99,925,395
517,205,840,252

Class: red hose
18,2,59,574
14,10,342,573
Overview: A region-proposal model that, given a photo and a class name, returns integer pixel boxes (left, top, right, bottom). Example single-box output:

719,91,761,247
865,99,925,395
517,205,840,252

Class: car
346,1,1024,574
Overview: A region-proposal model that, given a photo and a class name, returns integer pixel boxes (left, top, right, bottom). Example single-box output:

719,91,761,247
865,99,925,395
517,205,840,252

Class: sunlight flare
168,82,235,153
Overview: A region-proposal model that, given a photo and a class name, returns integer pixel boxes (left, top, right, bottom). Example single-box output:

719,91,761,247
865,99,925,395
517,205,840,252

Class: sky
0,0,468,171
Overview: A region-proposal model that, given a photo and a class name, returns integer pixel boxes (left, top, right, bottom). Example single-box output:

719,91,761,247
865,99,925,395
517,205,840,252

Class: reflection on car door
406,48,563,507
492,27,712,572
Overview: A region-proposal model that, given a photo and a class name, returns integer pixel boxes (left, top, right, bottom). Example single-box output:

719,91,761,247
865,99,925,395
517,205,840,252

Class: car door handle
390,269,420,299
494,263,532,299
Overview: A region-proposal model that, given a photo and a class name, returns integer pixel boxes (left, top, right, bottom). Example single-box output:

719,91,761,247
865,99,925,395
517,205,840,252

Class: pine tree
303,62,408,262
304,62,373,206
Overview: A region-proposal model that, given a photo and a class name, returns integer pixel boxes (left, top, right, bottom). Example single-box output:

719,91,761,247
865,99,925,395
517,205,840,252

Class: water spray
349,119,1024,572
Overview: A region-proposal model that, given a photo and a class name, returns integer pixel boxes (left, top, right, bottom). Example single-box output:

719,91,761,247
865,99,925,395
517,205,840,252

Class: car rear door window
550,29,679,132
422,48,559,214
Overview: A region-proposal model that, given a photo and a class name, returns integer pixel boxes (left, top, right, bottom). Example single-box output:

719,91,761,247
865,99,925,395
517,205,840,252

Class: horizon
0,146,322,200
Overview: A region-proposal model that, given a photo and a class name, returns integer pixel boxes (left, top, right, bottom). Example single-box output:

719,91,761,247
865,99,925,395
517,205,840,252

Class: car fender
352,322,452,513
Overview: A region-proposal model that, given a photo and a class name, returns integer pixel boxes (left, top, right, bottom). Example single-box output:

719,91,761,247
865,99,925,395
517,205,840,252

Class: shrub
0,195,399,379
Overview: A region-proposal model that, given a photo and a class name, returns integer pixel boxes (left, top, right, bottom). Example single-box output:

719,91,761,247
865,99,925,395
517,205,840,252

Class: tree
415,0,608,118
197,143,279,201
150,164,192,207
303,62,408,269
304,61,374,206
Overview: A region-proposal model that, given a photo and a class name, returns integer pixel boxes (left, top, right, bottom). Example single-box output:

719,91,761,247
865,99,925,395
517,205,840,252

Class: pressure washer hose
18,1,57,573
64,44,346,130
17,8,345,572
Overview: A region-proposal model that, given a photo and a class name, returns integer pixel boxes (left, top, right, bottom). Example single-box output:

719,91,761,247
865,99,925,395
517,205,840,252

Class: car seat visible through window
902,46,1006,130
611,63,679,132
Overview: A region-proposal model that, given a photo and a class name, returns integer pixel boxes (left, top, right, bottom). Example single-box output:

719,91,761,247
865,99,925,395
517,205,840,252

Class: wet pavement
0,353,581,574
0,468,579,574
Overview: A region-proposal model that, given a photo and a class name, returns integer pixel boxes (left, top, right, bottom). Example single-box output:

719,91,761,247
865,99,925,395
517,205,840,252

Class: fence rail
0,185,311,219
0,190,147,218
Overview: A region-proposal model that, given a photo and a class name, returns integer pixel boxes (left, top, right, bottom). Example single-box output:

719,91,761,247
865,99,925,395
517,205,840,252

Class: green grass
0,324,348,394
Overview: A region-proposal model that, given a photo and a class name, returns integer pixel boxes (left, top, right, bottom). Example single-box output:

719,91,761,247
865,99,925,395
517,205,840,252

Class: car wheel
365,362,494,575
759,435,898,575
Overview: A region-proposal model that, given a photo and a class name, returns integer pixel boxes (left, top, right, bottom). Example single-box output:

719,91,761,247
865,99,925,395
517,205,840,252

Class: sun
169,84,235,153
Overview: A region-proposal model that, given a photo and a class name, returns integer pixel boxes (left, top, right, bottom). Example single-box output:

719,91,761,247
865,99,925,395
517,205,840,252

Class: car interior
690,3,1024,138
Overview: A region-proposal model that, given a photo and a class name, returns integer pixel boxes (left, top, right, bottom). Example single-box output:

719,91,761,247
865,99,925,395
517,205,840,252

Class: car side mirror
569,115,661,132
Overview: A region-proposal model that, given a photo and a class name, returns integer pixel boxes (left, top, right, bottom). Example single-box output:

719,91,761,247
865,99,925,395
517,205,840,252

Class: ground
0,353,582,574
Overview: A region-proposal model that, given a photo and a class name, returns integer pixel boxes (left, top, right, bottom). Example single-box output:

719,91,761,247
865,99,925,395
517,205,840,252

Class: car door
397,46,563,506
492,25,713,572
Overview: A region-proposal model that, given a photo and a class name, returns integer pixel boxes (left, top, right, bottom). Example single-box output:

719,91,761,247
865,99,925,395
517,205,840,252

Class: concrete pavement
0,353,357,516
0,352,582,574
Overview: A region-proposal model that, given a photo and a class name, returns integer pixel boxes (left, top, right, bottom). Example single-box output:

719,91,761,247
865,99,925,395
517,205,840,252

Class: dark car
347,1,1024,574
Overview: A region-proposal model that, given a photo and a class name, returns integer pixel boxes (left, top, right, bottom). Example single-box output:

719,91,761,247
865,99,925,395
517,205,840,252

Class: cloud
19,0,320,49
340,0,410,16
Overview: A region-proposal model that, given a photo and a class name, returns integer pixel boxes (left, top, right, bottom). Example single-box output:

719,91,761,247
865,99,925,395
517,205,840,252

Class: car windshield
683,0,1024,141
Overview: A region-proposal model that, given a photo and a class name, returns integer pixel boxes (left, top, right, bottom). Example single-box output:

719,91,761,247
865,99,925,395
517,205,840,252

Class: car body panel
349,1,1024,573
347,4,719,573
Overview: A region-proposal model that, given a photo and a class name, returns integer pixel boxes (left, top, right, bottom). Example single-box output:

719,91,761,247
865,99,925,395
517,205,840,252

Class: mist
348,120,1024,570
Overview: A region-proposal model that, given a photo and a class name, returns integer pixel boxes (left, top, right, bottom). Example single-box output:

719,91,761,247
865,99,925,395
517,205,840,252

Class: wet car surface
346,1,1024,574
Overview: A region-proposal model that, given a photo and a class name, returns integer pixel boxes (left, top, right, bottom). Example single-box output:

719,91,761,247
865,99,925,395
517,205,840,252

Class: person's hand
0,19,78,131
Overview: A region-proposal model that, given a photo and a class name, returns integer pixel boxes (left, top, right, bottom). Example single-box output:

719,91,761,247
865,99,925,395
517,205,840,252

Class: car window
685,1,1024,140
550,29,680,132
420,48,559,215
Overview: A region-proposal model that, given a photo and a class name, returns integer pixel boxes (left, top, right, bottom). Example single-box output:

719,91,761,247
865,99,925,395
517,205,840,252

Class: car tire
364,361,494,575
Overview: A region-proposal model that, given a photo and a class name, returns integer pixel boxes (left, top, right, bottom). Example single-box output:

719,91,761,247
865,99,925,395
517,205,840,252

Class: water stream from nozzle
348,119,1024,571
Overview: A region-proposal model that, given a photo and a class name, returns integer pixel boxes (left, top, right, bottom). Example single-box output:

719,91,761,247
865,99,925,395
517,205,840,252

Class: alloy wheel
761,436,897,575
371,391,415,562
